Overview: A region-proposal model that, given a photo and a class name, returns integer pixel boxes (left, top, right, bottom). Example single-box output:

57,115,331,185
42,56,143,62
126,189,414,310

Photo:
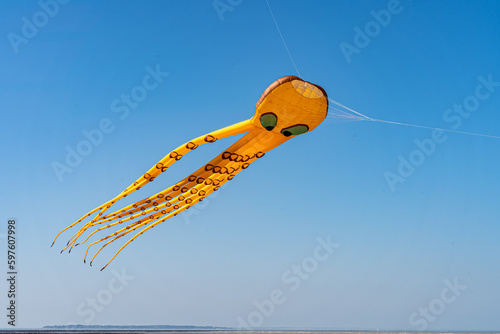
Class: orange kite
53,75,329,270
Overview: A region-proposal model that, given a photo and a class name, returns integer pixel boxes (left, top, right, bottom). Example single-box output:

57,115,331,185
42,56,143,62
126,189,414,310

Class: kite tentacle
61,126,271,263
53,119,254,248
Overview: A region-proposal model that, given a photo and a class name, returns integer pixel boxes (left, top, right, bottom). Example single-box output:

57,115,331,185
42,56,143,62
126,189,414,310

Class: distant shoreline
38,326,500,334
43,325,229,329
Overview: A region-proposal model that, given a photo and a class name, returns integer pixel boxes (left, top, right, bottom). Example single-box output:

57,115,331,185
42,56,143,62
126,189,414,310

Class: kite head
251,75,329,137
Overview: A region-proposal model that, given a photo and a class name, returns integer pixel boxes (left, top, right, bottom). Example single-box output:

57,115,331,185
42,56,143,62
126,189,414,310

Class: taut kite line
52,75,329,270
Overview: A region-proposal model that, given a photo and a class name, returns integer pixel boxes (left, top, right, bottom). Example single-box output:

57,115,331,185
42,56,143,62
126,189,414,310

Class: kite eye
281,124,309,137
260,113,278,131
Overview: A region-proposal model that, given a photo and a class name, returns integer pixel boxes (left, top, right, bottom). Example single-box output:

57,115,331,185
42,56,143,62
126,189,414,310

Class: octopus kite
52,75,329,270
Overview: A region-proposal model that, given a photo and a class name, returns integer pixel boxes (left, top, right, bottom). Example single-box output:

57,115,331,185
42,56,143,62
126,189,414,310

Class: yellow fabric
53,75,328,270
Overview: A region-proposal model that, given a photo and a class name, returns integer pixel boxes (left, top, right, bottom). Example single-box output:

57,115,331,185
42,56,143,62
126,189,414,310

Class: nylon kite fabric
52,75,329,270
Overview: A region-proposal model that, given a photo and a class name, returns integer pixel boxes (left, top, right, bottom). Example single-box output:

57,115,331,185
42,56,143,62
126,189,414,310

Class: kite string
368,118,500,139
327,97,500,139
327,98,500,139
265,0,301,78
328,97,374,121
265,1,500,140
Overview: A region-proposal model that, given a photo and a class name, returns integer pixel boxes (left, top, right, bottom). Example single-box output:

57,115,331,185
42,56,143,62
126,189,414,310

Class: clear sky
1,0,500,330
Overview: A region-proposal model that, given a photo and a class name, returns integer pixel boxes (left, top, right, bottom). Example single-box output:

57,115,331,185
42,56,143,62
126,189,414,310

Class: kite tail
52,119,254,251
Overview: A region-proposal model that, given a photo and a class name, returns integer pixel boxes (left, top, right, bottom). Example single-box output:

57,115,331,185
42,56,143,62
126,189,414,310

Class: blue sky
1,0,500,330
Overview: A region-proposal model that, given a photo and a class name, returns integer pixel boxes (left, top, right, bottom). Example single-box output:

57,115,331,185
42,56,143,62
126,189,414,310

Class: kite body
53,75,329,269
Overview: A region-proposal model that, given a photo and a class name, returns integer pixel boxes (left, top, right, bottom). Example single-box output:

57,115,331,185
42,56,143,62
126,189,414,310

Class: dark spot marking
205,135,217,143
